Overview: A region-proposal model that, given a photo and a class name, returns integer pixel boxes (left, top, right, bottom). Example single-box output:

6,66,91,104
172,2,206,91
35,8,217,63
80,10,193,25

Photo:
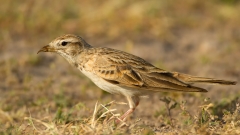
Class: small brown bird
38,34,236,122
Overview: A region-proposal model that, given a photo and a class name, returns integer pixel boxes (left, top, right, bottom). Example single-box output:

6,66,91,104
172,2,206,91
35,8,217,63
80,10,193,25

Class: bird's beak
37,45,56,54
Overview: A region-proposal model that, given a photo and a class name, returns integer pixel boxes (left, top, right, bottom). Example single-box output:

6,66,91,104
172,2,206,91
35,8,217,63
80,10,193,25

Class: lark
38,34,236,122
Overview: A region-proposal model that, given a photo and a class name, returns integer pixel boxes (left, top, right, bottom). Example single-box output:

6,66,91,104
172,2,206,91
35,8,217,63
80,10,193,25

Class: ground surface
0,0,240,134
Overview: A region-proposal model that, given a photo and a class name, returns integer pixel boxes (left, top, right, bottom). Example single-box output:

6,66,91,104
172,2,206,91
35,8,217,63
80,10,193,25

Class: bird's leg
119,108,135,120
115,96,140,124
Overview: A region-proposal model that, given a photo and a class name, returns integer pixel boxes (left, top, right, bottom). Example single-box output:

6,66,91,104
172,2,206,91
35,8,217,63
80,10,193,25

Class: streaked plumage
38,34,236,122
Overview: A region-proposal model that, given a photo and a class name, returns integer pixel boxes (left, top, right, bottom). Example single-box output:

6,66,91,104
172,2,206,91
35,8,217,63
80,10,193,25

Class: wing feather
92,48,207,93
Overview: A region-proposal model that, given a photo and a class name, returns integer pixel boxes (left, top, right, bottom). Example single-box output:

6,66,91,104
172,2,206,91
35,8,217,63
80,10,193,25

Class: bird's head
38,34,92,58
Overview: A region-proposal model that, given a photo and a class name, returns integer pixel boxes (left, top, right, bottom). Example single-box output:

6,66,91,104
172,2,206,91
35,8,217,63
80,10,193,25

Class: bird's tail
172,72,237,85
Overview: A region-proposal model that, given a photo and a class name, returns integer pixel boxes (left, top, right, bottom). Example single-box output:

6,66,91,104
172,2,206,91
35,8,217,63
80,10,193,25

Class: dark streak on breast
104,79,120,84
110,70,114,74
74,63,78,68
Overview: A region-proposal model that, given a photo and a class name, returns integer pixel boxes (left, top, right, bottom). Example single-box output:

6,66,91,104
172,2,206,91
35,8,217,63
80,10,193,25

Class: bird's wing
92,48,207,92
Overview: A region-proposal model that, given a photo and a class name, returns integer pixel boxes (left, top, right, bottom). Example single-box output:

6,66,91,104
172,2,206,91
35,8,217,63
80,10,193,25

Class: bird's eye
61,41,68,46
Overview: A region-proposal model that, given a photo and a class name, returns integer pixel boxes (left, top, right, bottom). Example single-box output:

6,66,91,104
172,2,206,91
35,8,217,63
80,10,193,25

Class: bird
38,34,236,122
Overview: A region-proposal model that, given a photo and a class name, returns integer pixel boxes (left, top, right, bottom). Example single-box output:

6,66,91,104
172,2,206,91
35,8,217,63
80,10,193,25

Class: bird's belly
80,68,141,96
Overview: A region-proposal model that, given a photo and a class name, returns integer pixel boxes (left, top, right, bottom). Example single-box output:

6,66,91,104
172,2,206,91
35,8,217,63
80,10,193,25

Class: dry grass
0,0,240,134
2,98,240,134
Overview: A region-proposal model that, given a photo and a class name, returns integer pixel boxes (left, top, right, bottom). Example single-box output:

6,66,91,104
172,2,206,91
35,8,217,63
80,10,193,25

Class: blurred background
0,0,239,133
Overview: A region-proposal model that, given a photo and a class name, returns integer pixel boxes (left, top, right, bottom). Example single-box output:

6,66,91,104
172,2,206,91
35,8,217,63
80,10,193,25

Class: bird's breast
79,67,120,94
78,66,145,96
